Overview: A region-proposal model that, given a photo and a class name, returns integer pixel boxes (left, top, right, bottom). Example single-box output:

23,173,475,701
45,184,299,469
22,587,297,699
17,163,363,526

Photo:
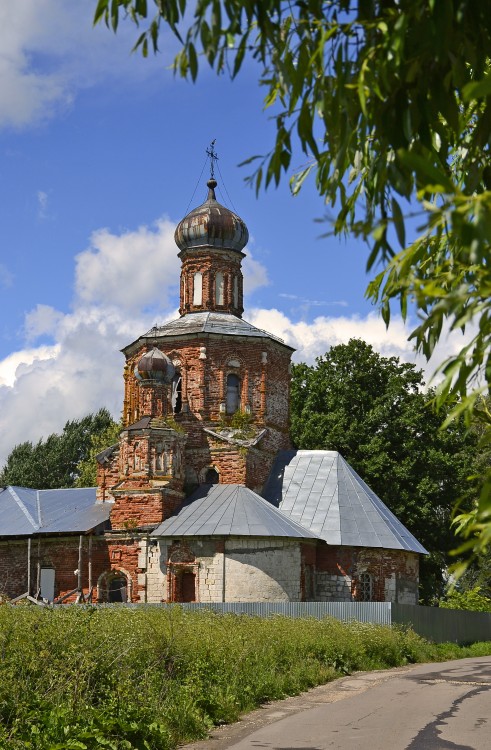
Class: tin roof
262,451,427,554
0,486,110,537
152,483,319,539
122,311,294,354
174,178,249,253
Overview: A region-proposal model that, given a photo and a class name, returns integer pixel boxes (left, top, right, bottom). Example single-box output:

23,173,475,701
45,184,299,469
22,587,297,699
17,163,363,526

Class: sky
0,1,470,467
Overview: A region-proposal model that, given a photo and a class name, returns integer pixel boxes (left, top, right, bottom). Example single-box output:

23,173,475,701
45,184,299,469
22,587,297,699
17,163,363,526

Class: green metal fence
161,601,491,644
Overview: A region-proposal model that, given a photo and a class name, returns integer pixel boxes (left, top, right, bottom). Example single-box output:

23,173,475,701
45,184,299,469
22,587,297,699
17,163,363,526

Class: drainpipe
222,538,226,602
77,534,83,598
27,537,31,596
88,535,93,601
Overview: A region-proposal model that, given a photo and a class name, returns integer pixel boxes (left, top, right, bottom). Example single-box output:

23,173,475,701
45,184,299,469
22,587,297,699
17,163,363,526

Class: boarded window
215,271,224,305
40,568,55,602
193,272,203,305
233,275,238,307
226,374,240,414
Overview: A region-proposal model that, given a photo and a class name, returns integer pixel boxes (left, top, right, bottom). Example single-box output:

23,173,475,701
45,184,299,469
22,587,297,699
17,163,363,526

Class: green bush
440,585,491,612
0,606,489,749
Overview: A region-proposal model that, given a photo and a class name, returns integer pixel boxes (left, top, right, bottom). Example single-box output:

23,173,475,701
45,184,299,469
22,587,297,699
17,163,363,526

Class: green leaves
93,1,491,560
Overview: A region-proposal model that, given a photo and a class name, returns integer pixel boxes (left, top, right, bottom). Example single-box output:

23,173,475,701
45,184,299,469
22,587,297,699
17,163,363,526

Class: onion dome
135,347,175,383
175,179,249,252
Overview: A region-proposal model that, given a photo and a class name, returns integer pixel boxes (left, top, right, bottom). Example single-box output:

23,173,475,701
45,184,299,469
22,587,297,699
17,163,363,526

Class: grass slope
0,606,489,749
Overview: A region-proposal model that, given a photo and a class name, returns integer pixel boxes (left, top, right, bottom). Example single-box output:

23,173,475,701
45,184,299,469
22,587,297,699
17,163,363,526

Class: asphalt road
185,657,491,750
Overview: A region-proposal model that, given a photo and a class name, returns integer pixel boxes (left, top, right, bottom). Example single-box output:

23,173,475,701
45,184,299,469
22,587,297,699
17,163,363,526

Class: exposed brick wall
179,248,245,317
0,535,145,603
121,337,292,493
315,544,419,604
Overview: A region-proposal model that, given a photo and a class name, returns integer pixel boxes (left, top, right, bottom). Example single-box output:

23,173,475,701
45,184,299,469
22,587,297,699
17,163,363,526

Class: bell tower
175,143,248,317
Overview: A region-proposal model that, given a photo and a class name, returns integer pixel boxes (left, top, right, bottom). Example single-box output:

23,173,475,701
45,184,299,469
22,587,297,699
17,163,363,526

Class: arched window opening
172,372,182,414
358,572,372,602
226,374,240,414
205,467,219,484
108,573,128,603
193,272,203,305
215,271,224,305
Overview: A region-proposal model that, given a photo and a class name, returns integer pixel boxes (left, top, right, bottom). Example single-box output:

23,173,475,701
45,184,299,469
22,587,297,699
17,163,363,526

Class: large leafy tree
0,409,117,489
291,340,481,601
95,0,491,556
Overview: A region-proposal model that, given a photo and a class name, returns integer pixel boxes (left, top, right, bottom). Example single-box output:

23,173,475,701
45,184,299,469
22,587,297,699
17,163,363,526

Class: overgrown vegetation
0,606,490,749
440,586,491,612
0,409,118,489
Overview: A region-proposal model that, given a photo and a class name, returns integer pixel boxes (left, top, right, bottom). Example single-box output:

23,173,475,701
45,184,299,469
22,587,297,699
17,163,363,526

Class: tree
290,340,481,602
0,409,117,489
75,419,122,488
439,586,491,612
94,0,491,557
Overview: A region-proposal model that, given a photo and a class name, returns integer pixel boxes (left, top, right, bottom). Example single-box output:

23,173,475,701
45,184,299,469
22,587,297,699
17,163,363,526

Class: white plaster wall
223,539,301,602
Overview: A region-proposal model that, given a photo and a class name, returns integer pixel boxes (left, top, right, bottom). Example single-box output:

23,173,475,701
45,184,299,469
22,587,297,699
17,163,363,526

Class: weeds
0,606,489,749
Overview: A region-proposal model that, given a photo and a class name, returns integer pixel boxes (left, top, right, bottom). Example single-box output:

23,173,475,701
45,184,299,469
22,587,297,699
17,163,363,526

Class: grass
0,605,489,749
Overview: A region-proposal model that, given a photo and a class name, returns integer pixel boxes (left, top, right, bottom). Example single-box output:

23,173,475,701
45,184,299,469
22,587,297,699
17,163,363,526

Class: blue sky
0,2,467,466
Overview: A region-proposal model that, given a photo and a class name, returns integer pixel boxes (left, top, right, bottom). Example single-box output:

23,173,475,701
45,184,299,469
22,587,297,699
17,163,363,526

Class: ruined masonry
0,175,427,605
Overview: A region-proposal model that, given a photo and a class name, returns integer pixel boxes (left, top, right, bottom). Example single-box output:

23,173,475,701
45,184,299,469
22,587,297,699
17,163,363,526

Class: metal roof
0,486,111,537
262,451,428,554
122,312,294,354
152,483,320,539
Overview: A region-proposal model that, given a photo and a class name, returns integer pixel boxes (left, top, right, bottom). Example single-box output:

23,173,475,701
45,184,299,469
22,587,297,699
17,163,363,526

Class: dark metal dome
135,347,175,383
174,179,249,252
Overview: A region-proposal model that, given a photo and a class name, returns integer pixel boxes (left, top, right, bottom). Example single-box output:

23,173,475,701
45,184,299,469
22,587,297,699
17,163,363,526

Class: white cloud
242,251,270,295
0,1,167,129
247,307,474,387
75,218,181,311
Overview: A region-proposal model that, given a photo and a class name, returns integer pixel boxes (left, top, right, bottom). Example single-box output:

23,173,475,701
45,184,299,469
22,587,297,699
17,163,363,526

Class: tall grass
0,606,489,749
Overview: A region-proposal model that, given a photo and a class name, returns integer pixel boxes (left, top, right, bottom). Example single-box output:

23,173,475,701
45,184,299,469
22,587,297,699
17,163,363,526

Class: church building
0,169,426,605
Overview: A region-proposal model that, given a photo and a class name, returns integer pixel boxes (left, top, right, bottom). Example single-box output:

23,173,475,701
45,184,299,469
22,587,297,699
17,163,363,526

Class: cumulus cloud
242,252,270,295
247,307,474,387
74,218,181,312
0,1,165,129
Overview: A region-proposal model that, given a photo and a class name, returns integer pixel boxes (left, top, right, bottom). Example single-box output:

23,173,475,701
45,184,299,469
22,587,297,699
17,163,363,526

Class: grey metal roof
0,486,111,536
152,483,320,539
262,451,428,554
122,312,294,353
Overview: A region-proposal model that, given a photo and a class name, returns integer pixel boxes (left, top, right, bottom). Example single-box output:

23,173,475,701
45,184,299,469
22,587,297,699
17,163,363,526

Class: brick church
0,171,426,605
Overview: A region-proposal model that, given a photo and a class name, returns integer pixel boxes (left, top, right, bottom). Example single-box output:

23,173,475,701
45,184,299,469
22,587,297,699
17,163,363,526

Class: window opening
205,467,219,484
171,373,182,414
359,572,372,602
216,271,224,305
108,573,128,603
193,272,203,305
226,373,240,414
233,275,239,308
